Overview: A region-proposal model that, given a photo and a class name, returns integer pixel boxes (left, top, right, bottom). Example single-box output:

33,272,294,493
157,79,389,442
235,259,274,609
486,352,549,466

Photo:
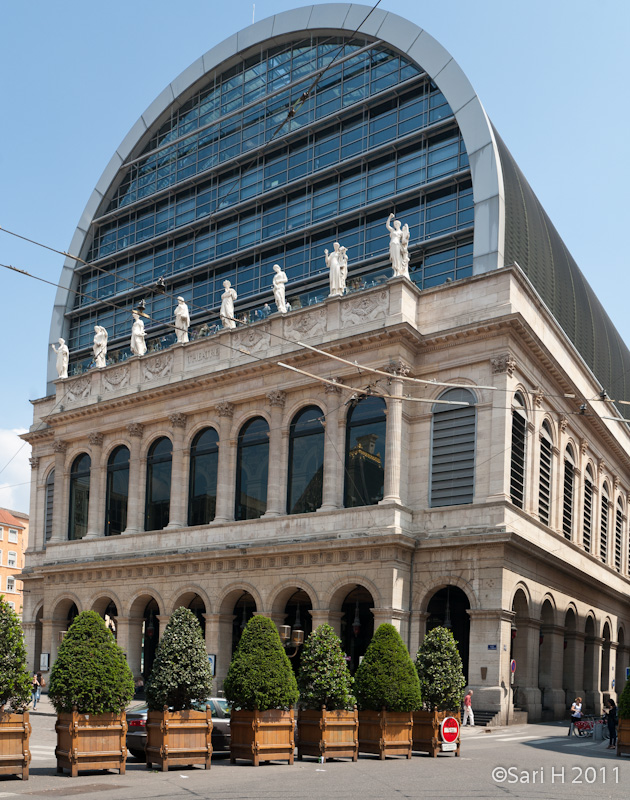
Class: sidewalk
29,692,56,717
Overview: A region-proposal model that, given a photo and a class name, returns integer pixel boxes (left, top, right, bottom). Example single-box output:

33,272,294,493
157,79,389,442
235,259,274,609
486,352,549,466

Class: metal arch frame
47,3,504,391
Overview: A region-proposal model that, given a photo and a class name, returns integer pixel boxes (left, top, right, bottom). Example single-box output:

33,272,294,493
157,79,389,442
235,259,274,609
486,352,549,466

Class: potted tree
144,606,213,771
0,597,32,780
617,676,630,756
296,623,357,762
413,626,465,757
354,624,422,759
224,615,298,766
49,610,134,777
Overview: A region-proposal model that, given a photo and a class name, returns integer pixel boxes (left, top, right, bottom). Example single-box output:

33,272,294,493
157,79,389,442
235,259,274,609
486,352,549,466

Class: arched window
45,468,55,543
236,417,269,520
510,393,527,508
344,396,386,508
583,465,594,553
538,421,553,526
562,445,575,540
615,497,623,573
68,453,91,540
105,446,129,536
430,388,476,507
288,406,324,514
188,427,219,525
600,482,610,563
145,437,172,531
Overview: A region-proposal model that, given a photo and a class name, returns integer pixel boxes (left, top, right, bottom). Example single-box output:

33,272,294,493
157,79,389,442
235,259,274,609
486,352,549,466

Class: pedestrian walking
30,673,40,710
606,699,617,749
568,696,583,736
462,689,474,726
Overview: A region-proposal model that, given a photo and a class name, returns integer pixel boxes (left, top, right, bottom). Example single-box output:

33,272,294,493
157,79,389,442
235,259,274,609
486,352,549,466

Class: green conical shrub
224,615,298,711
48,610,134,715
0,597,32,712
297,624,354,710
145,606,212,711
619,675,630,719
354,623,422,712
415,626,466,711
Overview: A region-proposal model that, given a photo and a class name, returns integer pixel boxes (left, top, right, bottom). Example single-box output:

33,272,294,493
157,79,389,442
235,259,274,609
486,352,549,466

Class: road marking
494,735,540,742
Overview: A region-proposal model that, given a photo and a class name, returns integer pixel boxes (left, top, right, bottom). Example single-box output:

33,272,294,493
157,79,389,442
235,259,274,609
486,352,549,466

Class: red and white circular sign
440,716,460,744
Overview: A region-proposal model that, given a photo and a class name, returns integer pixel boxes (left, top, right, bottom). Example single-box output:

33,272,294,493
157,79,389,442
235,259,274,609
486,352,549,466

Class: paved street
2,698,627,800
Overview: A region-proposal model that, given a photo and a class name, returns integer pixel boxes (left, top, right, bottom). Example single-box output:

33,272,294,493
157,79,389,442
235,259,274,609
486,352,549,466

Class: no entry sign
440,716,460,744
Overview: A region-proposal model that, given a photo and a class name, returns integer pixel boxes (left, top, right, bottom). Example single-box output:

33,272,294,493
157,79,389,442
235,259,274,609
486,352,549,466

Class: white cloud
0,428,31,514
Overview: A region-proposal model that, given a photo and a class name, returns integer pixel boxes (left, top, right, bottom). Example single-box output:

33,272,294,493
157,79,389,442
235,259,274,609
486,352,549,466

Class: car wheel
129,749,146,762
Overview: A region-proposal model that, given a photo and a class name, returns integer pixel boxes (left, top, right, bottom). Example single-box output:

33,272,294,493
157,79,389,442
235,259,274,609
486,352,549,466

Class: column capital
383,359,410,377
88,432,104,446
324,378,344,395
127,422,144,438
168,412,187,429
29,456,40,470
267,390,286,409
53,439,67,454
491,353,516,376
215,401,234,418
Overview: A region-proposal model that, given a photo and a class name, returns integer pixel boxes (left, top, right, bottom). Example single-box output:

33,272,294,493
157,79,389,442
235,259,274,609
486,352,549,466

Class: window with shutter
430,388,476,507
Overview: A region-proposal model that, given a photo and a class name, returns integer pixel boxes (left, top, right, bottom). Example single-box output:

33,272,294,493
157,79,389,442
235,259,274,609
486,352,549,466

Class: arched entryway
92,596,119,639
340,586,374,673
584,616,598,713
231,592,256,655
142,599,160,681
426,586,470,680
173,592,207,640
562,608,584,707
50,599,79,665
281,588,313,673
601,622,612,702
616,628,626,699
510,588,541,719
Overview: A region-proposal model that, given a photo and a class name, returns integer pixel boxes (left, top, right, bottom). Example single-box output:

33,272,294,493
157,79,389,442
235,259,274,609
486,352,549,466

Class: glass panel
236,418,269,520
145,438,172,531
189,428,219,525
288,406,324,514
344,397,386,507
68,454,91,541
105,445,129,536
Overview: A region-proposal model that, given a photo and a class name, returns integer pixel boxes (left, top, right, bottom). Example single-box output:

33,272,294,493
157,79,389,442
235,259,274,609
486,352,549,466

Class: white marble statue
93,325,108,368
51,338,69,379
386,213,410,279
401,223,410,277
130,311,147,356
220,280,238,329
272,264,288,313
339,245,349,293
325,242,345,297
174,296,191,343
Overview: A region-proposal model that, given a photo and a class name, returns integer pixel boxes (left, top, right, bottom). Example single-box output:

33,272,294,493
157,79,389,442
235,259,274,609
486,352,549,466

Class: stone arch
510,582,532,614
539,595,557,626
616,625,627,697
268,579,319,615
102,437,132,464
141,431,173,461
284,399,324,427
415,575,478,613
184,421,220,451
126,589,164,618
538,597,563,717
91,591,124,617
217,582,263,616
170,585,212,615
601,620,612,696
231,410,272,440
327,575,382,612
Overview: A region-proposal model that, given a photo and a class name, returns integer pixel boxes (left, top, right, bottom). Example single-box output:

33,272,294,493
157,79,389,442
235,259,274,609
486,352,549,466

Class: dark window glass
344,397,386,508
68,453,91,541
236,417,269,520
510,395,527,508
538,423,553,526
288,406,324,514
145,437,172,531
430,388,476,507
45,468,55,543
189,427,219,525
105,445,129,536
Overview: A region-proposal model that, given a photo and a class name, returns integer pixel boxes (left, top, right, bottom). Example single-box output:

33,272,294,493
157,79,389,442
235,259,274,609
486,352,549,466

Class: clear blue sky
0,0,628,513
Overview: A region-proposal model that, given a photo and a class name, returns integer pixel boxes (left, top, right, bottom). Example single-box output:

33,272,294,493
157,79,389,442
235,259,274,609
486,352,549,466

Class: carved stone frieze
88,432,104,446
52,440,67,454
559,414,568,433
534,387,544,409
491,354,516,376
232,325,271,356
340,290,388,326
324,378,344,395
267,390,286,409
215,401,234,418
384,359,411,377
66,376,91,401
284,308,327,340
127,423,144,438
29,456,40,470
580,439,588,456
142,352,172,381
168,413,187,429
102,366,130,393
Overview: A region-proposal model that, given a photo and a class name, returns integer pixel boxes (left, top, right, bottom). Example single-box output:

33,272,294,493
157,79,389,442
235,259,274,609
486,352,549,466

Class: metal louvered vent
615,505,623,572
510,409,526,508
562,457,574,540
45,468,55,543
583,475,593,553
600,496,609,562
538,430,552,525
430,391,476,507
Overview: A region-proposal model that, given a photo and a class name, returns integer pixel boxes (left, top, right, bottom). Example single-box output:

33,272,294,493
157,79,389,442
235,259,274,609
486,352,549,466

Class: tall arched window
344,396,386,508
236,417,269,520
145,437,172,531
510,393,527,508
615,497,623,573
430,388,476,507
562,445,575,540
600,482,610,563
583,465,594,553
68,453,91,540
538,421,553,526
288,406,324,514
188,427,219,525
105,445,129,536
45,468,55,543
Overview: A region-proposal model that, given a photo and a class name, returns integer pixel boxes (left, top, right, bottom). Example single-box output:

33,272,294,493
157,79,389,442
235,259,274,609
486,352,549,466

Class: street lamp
279,596,305,657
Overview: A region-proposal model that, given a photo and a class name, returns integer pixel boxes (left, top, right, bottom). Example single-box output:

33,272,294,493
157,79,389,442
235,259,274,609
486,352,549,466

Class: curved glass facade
66,36,473,371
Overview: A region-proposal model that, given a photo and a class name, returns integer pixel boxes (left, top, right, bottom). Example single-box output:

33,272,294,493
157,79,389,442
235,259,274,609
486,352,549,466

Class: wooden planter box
0,711,31,780
146,707,212,771
55,710,127,777
413,709,461,757
297,706,358,762
617,718,630,757
230,709,294,766
358,709,413,759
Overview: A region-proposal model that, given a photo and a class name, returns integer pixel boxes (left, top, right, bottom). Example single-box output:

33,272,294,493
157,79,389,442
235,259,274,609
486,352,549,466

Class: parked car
126,697,231,760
